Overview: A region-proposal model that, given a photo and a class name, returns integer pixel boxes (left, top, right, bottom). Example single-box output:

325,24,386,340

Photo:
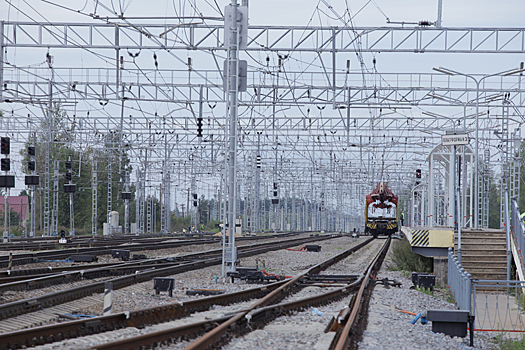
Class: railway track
0,231,303,269
176,237,390,350
0,233,318,291
330,237,391,349
0,234,363,349
2,236,385,350
0,232,230,251
0,233,340,345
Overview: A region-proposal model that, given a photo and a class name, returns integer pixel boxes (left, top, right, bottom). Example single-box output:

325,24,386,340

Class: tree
20,103,134,235
488,173,501,229
0,209,22,228
94,131,133,232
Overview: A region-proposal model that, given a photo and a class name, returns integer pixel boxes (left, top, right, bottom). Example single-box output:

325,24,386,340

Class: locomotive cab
364,182,399,237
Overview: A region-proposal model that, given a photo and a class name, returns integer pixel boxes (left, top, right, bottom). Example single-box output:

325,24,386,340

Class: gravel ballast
11,236,504,349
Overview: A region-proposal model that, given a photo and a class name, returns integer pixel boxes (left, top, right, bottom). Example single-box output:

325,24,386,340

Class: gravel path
3,236,347,328
100,236,363,315
209,237,500,350
0,236,272,272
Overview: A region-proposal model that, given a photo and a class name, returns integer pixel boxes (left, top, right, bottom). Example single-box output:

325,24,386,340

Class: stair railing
510,199,525,274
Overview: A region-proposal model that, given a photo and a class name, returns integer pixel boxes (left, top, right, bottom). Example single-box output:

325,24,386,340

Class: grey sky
3,1,524,28
2,0,524,73
1,0,524,198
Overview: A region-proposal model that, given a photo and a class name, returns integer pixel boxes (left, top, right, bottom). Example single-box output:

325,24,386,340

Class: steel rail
0,234,336,321
0,234,342,349
0,239,218,269
87,237,378,350
0,234,316,291
0,281,286,350
0,259,189,292
0,231,304,269
0,235,177,251
332,237,392,350
0,232,310,285
182,237,375,350
0,231,301,252
89,279,365,350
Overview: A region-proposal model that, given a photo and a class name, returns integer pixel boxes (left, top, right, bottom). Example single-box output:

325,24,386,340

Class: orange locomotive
364,182,399,237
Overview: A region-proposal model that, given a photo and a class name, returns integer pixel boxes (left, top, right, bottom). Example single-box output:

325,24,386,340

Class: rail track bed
0,233,313,308
0,231,303,269
0,235,389,350
221,239,388,350
0,233,342,348
0,232,307,285
0,231,267,252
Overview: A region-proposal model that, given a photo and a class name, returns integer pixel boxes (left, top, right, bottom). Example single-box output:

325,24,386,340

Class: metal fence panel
511,200,525,268
472,280,525,332
448,247,471,312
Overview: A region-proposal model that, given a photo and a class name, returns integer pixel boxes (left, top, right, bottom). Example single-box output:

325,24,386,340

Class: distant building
0,196,29,222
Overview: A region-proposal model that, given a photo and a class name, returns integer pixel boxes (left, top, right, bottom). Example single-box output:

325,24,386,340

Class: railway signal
1,158,10,171
197,117,203,137
25,145,39,186
1,137,9,155
272,183,279,204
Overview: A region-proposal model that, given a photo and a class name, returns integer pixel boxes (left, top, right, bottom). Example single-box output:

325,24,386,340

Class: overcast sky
1,0,524,196
2,0,524,74
3,0,524,27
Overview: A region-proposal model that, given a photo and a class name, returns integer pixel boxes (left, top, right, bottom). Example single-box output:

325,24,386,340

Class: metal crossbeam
3,68,525,107
2,22,525,53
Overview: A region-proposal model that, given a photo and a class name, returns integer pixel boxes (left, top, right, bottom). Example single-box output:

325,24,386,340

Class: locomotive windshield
367,200,397,218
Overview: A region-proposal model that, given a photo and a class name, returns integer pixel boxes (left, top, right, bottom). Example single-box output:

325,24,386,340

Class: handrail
510,200,525,281
447,247,471,313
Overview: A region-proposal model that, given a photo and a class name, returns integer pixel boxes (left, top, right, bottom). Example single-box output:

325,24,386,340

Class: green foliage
171,216,191,232
496,334,525,350
205,219,220,232
388,236,433,273
0,209,22,227
20,103,134,235
488,175,502,229
442,288,456,304
196,195,218,226
417,286,434,297
464,162,501,229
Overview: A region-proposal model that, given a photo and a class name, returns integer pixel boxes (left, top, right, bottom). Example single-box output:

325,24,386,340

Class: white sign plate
442,134,469,146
